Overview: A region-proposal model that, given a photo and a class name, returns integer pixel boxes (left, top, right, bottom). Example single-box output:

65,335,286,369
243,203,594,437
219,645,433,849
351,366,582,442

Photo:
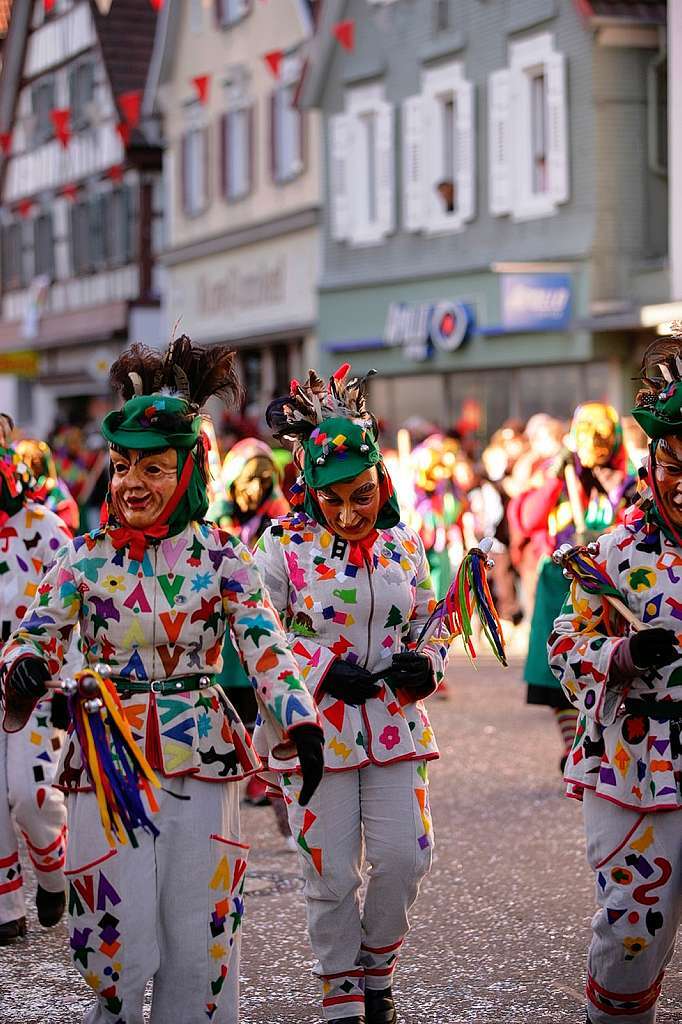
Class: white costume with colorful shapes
549,511,682,1023
0,501,71,925
1,520,319,1024
254,512,449,1020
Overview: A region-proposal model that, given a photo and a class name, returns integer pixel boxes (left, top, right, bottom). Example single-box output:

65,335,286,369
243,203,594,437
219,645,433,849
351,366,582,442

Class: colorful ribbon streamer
67,669,160,848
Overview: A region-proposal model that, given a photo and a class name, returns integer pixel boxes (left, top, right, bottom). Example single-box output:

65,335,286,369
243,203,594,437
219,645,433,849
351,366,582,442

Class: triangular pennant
118,90,142,129
0,132,11,156
116,121,131,146
105,164,124,183
332,19,355,51
50,109,71,148
17,198,33,218
149,0,163,9
263,51,283,79
192,75,211,106
61,183,79,202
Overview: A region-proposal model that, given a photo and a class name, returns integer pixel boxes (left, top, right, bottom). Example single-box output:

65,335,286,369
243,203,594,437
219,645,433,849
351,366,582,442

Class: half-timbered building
0,0,161,435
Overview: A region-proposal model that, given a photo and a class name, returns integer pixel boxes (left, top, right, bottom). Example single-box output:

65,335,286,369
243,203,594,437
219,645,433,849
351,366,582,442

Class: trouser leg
150,778,245,1024
281,771,365,1020
0,730,24,923
65,790,158,1024
358,761,434,991
5,701,66,901
583,791,682,1024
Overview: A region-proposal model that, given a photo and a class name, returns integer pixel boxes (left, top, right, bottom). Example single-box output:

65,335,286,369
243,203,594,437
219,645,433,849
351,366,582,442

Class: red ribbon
108,442,199,561
347,529,378,568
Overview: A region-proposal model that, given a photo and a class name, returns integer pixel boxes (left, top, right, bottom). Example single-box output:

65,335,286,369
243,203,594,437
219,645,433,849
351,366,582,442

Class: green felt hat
302,417,380,490
632,382,682,440
101,394,202,450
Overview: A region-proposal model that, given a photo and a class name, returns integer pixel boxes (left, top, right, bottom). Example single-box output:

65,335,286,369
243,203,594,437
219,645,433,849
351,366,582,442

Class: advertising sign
384,299,472,362
500,273,572,332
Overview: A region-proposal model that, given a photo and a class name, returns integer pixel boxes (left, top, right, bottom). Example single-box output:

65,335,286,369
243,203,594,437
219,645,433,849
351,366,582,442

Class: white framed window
271,73,304,184
216,0,251,28
402,61,475,235
181,126,209,217
329,83,395,247
488,32,569,221
220,105,254,202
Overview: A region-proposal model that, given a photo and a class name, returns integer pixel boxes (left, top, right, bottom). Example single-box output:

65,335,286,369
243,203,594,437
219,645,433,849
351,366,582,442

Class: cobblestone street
2,657,682,1023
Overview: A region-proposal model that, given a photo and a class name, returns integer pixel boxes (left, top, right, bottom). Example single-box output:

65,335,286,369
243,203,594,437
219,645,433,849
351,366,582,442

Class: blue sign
500,273,572,332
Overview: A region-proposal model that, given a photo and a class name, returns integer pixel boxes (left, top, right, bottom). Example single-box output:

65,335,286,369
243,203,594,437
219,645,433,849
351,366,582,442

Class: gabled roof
0,0,159,143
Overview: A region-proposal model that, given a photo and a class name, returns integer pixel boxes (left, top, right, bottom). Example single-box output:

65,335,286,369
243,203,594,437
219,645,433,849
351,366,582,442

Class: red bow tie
347,529,378,568
108,521,170,563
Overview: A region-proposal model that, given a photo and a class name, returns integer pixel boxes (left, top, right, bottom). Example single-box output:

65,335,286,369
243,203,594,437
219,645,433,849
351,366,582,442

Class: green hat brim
631,407,682,441
303,449,379,490
101,394,201,450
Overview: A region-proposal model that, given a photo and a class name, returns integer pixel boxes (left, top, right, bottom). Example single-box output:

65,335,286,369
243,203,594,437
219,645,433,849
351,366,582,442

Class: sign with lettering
500,273,572,332
384,299,472,362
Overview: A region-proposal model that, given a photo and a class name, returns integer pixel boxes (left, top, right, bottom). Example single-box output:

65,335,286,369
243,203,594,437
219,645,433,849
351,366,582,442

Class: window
220,107,253,202
1,222,24,291
70,200,91,274
648,52,667,176
89,195,107,269
31,78,55,145
106,187,135,266
402,63,475,234
488,33,569,220
69,61,95,129
216,0,251,28
181,127,209,216
433,0,450,32
271,82,304,184
329,84,395,246
33,212,55,279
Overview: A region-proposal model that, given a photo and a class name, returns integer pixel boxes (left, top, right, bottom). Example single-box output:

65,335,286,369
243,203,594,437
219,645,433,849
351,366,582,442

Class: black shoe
36,885,66,928
366,987,396,1024
0,916,27,944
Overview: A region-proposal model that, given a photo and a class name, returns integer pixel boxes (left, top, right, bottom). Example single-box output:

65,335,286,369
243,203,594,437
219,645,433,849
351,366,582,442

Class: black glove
291,723,325,806
629,628,679,671
320,659,381,706
7,657,51,700
50,692,70,730
384,652,435,697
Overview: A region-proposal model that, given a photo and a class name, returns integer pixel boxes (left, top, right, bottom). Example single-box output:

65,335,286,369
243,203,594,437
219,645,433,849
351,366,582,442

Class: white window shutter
488,68,512,216
402,94,424,233
456,80,475,223
375,100,395,237
546,51,569,205
329,113,351,241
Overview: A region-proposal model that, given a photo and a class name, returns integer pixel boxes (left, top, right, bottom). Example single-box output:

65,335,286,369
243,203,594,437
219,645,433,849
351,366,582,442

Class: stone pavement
2,657,681,1023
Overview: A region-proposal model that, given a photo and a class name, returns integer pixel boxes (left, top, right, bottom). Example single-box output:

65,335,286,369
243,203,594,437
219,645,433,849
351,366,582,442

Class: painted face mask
109,447,179,530
571,403,620,469
315,465,382,542
233,456,274,514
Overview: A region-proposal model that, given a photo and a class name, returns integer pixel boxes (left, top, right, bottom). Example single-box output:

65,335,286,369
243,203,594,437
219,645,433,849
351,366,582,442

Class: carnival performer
517,403,636,769
0,338,323,1023
254,367,451,1024
0,416,72,944
411,433,467,600
209,438,291,814
548,337,682,1024
15,436,80,532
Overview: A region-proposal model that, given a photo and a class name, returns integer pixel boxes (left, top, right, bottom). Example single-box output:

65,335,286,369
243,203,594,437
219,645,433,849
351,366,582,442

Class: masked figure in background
15,437,80,532
255,367,452,1024
518,403,636,769
549,337,682,1024
0,416,72,944
209,439,291,815
411,434,467,600
0,339,323,1024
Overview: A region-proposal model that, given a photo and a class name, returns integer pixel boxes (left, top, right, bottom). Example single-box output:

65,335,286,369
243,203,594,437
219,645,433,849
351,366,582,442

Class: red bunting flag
116,121,131,146
149,0,163,10
51,109,71,148
43,0,55,12
332,19,355,51
263,50,283,79
118,90,142,129
192,75,211,106
61,183,79,202
0,133,11,156
17,198,33,218
106,164,125,184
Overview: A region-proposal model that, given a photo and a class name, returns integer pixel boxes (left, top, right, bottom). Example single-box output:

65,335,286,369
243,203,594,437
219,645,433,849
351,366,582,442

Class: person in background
0,415,72,945
516,403,637,770
15,437,80,532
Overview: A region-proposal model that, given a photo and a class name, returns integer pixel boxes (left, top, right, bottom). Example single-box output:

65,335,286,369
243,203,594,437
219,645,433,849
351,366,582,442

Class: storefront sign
500,273,572,332
384,300,472,362
0,350,39,376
